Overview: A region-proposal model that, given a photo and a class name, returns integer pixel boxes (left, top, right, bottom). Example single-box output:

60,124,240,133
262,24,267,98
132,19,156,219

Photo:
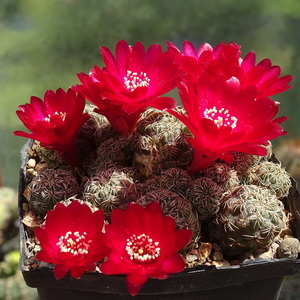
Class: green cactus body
82,169,139,218
24,169,80,218
137,109,183,144
211,185,288,257
136,108,193,169
246,161,292,198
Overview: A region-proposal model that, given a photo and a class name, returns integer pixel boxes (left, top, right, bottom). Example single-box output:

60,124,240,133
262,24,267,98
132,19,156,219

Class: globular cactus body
82,169,139,218
24,169,80,218
211,185,288,256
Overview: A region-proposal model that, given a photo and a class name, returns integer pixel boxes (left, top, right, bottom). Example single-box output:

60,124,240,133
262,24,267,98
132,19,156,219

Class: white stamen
124,70,150,91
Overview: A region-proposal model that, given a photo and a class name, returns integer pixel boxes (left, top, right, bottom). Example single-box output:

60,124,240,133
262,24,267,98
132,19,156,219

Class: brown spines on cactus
24,168,80,218
76,122,97,161
94,125,119,148
81,169,139,219
230,152,258,177
77,105,116,160
136,168,192,196
160,132,194,170
159,168,191,196
136,189,200,244
204,162,240,192
187,177,222,221
84,135,134,176
136,108,165,134
211,185,288,257
204,162,232,183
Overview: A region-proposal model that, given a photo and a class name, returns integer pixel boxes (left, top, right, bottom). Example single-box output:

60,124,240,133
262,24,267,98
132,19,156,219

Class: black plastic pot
19,140,300,300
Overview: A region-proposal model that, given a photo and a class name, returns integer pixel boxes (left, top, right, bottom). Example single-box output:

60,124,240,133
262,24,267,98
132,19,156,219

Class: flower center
44,111,66,122
204,106,238,129
126,233,160,263
57,231,91,256
124,70,150,91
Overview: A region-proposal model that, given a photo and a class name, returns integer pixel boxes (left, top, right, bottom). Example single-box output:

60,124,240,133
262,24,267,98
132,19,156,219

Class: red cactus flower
14,88,90,166
168,75,288,174
73,40,181,134
167,40,293,99
100,201,192,296
35,201,110,279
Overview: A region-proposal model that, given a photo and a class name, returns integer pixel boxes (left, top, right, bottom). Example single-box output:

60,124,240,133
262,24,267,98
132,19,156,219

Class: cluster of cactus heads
22,106,293,262
23,169,80,218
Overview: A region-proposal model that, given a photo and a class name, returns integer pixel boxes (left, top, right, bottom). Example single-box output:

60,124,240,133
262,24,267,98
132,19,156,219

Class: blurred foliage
1,0,300,188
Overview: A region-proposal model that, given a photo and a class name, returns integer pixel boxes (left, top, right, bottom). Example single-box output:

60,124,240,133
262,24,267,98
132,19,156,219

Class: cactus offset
138,168,191,196
246,161,292,198
204,162,240,192
211,185,288,256
136,108,193,169
82,169,139,218
24,169,80,218
187,177,222,221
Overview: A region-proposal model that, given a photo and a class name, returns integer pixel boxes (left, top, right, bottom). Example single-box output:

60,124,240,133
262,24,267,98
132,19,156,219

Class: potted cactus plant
16,40,300,300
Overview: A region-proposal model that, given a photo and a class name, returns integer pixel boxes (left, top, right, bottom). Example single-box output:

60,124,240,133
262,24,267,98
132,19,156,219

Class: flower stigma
57,231,91,256
124,70,150,91
204,107,238,129
126,233,160,263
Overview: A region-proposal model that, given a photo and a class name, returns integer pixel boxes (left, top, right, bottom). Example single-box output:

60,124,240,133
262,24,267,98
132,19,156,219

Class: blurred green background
1,0,300,188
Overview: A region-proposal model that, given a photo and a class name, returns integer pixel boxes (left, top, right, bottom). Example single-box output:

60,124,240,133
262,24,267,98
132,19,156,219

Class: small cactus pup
136,108,193,169
211,185,288,257
245,161,292,199
82,168,140,219
187,177,222,222
23,168,80,218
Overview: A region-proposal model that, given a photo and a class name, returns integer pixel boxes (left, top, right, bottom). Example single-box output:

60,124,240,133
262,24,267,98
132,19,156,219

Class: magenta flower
168,75,288,173
167,40,293,99
100,201,192,296
73,40,182,134
35,201,110,279
14,88,90,166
